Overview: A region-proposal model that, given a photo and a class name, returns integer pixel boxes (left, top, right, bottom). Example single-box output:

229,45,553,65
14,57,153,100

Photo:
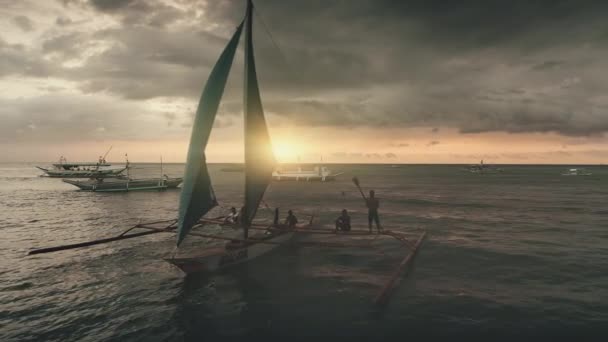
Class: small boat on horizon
561,168,592,176
465,160,503,174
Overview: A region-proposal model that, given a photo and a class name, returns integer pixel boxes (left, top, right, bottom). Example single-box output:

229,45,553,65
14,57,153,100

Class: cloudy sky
1,0,607,163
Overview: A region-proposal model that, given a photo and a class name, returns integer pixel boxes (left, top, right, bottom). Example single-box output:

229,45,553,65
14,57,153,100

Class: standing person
366,190,382,233
273,208,280,226
285,210,298,229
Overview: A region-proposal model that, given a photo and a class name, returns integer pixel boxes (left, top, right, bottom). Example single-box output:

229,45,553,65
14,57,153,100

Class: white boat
36,163,127,178
272,165,343,182
561,168,592,176
36,149,127,178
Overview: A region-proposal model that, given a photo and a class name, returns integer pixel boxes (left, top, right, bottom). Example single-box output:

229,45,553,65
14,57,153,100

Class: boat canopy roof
53,163,111,167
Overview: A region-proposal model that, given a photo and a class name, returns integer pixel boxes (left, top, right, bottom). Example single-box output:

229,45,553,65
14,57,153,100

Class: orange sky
3,125,606,164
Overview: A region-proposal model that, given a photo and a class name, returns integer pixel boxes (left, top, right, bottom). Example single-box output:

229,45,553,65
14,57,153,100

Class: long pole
352,176,367,202
102,145,113,161
160,155,163,187
28,229,167,255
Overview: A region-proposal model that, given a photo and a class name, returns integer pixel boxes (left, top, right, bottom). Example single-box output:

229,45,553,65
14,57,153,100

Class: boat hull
38,166,127,178
63,178,183,192
166,226,303,274
272,172,343,182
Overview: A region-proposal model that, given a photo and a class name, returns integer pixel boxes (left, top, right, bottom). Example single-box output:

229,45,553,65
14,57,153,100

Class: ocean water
1,163,607,340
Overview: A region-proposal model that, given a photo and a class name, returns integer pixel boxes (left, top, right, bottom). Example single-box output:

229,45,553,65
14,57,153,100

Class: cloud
427,140,440,146
532,60,564,71
13,16,34,32
0,94,182,143
55,17,73,26
0,38,52,77
2,0,608,145
89,0,135,12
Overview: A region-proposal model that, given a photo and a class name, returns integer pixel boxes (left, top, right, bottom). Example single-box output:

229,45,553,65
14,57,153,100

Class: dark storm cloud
89,0,135,12
0,37,52,77
5,0,608,138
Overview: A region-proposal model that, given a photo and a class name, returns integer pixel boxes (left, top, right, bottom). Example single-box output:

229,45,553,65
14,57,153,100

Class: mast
242,0,276,239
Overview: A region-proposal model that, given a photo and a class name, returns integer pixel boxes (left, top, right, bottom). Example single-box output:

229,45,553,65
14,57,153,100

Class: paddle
352,176,367,202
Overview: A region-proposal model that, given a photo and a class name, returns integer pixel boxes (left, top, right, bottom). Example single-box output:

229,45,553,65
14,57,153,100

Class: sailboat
28,1,427,305
164,0,312,273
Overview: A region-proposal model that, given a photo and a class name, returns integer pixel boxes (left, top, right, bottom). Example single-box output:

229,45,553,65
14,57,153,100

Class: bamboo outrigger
27,0,427,306
28,214,426,306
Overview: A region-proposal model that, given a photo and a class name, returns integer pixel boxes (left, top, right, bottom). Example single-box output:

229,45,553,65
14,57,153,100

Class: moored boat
62,176,182,192
37,164,127,178
36,151,127,178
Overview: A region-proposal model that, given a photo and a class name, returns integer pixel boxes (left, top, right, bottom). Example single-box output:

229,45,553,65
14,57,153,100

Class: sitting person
224,207,239,224
284,210,298,228
335,209,351,232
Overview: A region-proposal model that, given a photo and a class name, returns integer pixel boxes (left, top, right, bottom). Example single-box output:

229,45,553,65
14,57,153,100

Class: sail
176,22,244,246
242,0,276,238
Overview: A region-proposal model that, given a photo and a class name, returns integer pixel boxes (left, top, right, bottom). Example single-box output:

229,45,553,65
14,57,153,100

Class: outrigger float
27,0,426,306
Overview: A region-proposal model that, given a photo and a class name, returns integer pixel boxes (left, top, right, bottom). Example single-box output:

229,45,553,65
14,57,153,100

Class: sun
273,142,298,163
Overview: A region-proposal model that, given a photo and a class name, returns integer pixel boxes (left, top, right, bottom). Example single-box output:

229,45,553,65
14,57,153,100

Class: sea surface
1,163,607,340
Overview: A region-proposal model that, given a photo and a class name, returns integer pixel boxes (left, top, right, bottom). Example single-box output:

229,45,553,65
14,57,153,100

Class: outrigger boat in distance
62,176,183,192
465,159,503,174
36,148,127,178
28,1,426,306
272,165,343,182
220,165,244,172
62,155,182,192
36,164,128,178
561,168,592,176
